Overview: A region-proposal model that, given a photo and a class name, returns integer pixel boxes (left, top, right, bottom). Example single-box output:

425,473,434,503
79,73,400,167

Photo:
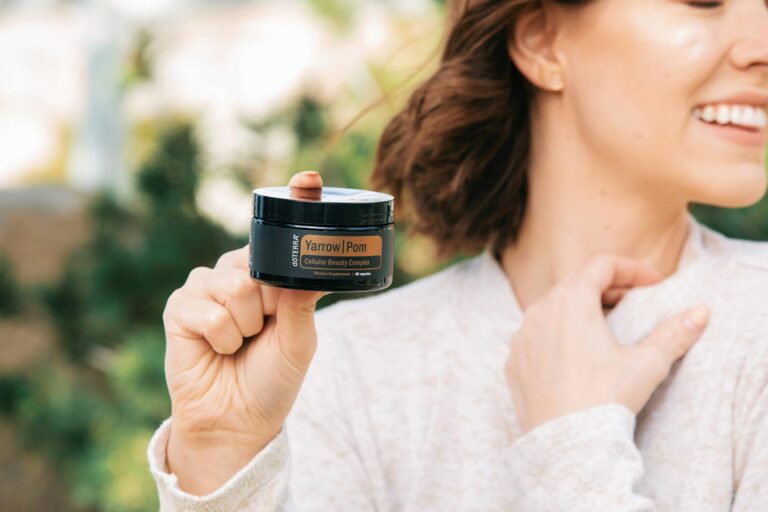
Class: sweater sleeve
147,417,294,510
730,334,768,511
146,307,379,511
503,402,656,511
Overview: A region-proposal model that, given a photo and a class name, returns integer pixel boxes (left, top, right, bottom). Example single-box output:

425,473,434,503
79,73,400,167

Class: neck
497,203,691,312
497,103,692,311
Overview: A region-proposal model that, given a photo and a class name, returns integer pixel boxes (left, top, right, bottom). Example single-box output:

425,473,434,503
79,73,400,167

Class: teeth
702,105,716,122
716,105,730,124
693,103,767,129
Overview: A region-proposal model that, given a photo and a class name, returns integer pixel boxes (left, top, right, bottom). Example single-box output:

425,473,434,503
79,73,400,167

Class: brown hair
370,0,581,260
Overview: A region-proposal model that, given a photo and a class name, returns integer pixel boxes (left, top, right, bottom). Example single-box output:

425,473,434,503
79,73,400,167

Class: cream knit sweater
147,211,768,511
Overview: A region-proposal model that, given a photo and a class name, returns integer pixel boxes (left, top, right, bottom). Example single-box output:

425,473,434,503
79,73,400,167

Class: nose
729,3,768,75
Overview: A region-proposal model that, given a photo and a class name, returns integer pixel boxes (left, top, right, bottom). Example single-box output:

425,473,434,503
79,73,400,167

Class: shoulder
724,237,768,275
699,221,768,277
709,231,768,413
705,224,768,304
697,223,768,339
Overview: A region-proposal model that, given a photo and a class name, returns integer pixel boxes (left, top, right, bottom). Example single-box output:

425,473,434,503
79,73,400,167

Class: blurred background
0,0,765,510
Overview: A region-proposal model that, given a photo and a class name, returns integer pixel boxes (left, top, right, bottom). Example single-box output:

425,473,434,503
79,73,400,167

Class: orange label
299,234,382,271
300,235,381,257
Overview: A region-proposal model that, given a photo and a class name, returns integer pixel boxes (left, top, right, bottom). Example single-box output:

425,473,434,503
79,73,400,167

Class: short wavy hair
370,0,586,259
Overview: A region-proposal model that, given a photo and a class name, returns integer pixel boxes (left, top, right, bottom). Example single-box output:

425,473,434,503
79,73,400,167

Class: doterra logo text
291,234,299,267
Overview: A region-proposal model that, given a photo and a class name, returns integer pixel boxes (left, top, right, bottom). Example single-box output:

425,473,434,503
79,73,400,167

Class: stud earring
550,72,563,91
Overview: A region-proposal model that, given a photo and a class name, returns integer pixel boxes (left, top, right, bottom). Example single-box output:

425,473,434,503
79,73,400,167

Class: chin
695,166,768,208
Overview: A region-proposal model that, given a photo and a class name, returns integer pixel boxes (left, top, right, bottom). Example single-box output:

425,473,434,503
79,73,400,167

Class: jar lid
253,186,395,227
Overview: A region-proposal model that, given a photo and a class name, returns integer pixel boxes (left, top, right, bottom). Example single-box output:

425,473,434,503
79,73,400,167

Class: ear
506,2,565,91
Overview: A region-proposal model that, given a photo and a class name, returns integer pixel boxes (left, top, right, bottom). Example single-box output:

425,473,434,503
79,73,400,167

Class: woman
148,0,768,510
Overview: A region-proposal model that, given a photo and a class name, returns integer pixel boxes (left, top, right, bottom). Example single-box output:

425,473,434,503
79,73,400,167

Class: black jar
249,186,395,293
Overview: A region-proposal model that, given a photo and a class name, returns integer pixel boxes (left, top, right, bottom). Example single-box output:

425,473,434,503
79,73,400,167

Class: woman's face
551,0,768,208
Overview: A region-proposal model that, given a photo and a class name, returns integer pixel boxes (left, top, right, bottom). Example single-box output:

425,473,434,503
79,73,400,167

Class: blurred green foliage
41,123,245,364
0,255,22,316
3,122,248,511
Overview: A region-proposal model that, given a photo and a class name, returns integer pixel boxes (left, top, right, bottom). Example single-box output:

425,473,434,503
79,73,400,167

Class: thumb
634,304,710,382
275,288,330,368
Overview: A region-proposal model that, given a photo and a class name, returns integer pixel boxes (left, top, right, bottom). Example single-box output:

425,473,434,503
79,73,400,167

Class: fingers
275,288,326,371
601,286,629,308
633,304,710,383
276,288,326,341
257,287,281,316
552,253,662,315
579,253,663,295
264,170,327,310
287,170,323,188
288,170,323,200
222,170,324,313
166,290,244,355
168,168,329,361
215,244,249,270
185,266,264,337
214,244,283,315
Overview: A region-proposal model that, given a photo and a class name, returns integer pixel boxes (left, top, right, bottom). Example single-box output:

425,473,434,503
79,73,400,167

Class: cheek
634,24,720,183
637,22,717,135
566,11,720,178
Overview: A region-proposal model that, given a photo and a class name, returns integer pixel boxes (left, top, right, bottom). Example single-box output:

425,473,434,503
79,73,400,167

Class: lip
693,115,768,148
695,90,768,109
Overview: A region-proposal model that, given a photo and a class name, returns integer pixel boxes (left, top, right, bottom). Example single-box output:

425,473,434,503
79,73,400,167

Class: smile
692,104,767,130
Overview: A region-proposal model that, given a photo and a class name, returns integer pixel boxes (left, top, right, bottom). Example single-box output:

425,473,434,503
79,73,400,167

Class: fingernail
683,305,710,332
303,170,319,177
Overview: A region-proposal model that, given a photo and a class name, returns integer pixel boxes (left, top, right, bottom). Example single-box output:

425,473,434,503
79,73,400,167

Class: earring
550,72,563,91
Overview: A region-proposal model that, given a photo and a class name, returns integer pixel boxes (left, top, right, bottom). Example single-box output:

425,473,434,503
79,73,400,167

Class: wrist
166,422,280,496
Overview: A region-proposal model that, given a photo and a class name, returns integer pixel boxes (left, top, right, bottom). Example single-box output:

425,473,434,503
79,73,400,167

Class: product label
300,234,382,270
249,220,393,282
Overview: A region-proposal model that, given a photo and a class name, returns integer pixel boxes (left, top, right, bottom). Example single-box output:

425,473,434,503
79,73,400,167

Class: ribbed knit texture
147,211,768,511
